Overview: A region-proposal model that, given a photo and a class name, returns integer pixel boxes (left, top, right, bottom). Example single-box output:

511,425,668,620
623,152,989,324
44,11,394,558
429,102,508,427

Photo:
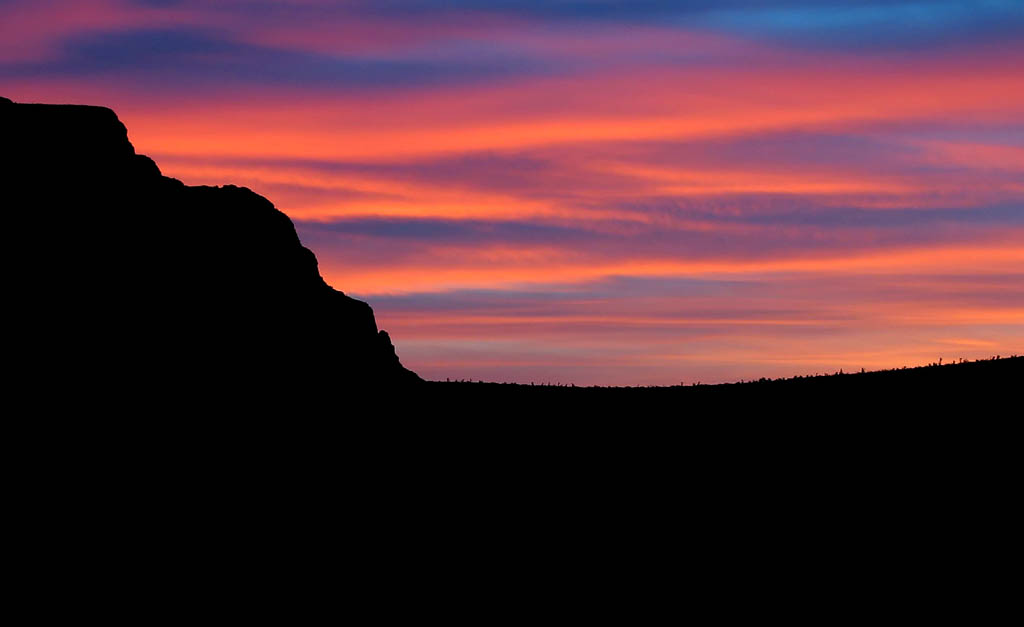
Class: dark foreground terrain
4,95,418,399
422,356,1022,414
6,98,1016,608
5,95,1018,413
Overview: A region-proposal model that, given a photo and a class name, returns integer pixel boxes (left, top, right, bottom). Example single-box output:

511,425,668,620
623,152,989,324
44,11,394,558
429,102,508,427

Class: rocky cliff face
3,96,420,392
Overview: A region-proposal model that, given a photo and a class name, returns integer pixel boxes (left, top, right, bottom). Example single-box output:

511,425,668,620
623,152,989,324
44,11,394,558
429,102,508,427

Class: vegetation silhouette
423,356,1021,413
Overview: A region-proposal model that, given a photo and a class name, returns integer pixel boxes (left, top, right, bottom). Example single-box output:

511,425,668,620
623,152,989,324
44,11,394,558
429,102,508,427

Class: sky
3,0,1022,385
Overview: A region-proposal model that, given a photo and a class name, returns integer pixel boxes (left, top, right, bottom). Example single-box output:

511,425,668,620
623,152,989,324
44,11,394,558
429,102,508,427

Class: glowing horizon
4,0,1022,384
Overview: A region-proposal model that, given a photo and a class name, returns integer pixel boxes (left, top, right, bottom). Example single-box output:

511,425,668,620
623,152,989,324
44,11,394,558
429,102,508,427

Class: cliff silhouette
3,96,419,396
9,97,1016,597
6,95,1018,410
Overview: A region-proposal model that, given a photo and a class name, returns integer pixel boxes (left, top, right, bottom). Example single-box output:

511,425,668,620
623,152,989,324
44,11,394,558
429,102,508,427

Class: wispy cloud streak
2,0,1021,383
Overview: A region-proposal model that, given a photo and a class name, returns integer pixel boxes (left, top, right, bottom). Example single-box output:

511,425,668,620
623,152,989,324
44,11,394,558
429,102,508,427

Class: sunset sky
3,0,1022,384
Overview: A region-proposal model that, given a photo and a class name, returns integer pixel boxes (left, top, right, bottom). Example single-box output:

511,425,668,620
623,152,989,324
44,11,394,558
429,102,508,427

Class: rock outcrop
2,96,420,394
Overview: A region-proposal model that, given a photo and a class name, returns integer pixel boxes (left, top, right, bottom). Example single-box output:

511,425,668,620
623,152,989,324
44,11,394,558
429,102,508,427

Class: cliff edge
2,96,420,393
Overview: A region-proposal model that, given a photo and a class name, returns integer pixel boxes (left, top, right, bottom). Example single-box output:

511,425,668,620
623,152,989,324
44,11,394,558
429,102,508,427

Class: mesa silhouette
3,96,419,393
7,95,1018,409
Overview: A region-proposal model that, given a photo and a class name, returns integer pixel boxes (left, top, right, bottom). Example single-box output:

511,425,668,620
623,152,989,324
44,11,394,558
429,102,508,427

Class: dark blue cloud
295,201,1024,261
4,1,1017,92
0,26,552,88
693,0,1024,51
299,216,596,243
360,276,756,313
280,0,1024,50
353,0,693,19
738,204,1024,228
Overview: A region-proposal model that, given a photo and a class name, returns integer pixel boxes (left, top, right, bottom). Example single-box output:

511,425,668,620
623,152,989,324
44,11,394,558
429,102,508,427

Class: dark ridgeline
3,96,419,403
421,356,1023,413
3,98,1018,577
4,95,1019,413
